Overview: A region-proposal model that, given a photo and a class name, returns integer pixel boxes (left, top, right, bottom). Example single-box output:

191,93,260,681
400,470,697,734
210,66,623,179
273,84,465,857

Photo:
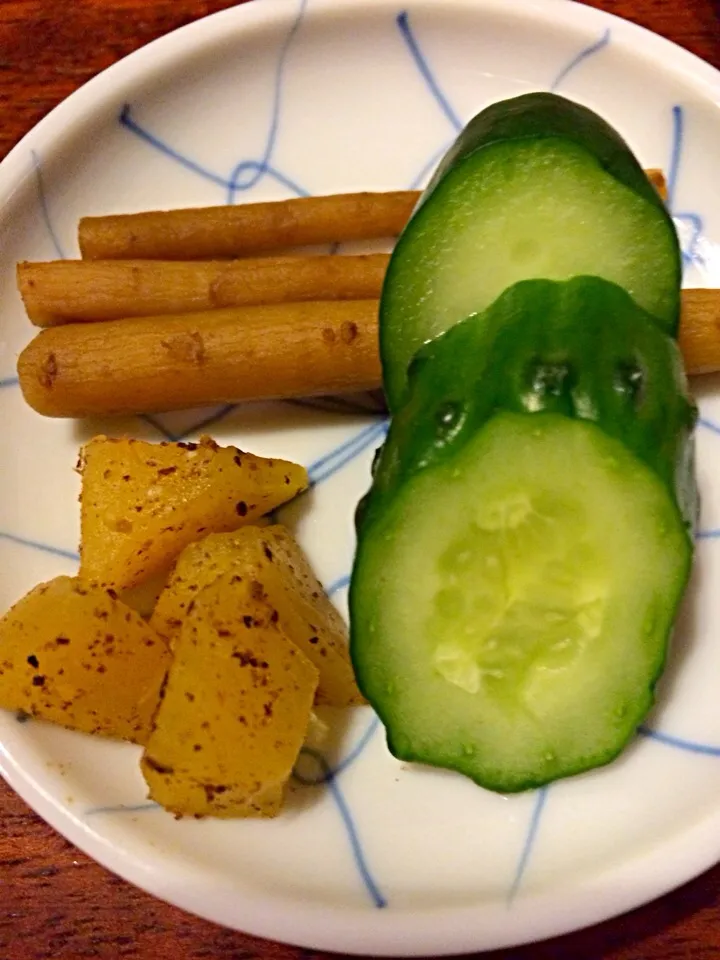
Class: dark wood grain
1,1,719,958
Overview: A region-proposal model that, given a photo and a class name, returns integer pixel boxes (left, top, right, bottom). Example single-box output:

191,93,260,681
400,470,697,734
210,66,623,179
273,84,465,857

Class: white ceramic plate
2,0,720,954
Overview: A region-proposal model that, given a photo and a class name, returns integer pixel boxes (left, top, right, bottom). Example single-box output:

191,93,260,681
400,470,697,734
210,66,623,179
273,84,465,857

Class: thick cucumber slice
350,412,691,792
352,277,695,792
380,93,681,410
370,277,696,530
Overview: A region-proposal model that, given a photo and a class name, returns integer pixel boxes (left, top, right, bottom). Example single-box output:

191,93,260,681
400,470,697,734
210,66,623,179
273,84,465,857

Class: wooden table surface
1,0,719,958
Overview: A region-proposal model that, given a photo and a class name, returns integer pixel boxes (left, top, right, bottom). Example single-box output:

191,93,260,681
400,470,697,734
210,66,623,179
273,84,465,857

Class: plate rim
1,0,719,207
2,0,720,954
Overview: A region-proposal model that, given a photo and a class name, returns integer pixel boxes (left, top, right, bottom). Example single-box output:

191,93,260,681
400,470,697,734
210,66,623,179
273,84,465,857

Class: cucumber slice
352,277,695,792
350,411,691,792
370,277,697,529
381,93,681,410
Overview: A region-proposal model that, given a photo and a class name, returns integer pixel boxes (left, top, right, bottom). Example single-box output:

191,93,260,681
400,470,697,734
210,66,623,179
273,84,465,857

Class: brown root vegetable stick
646,168,667,200
78,172,666,261
17,301,381,418
17,286,715,419
23,168,668,327
17,254,390,327
678,289,720,374
78,192,418,260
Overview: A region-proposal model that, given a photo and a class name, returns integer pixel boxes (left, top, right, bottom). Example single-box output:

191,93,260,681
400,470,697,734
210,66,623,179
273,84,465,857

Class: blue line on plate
0,531,78,562
139,404,238,445
121,103,309,200
666,104,683,210
295,715,380,786
507,786,549,904
306,421,380,476
119,104,231,189
325,767,387,908
697,529,720,540
665,105,704,269
120,0,309,204
699,417,720,437
31,150,65,259
88,716,385,909
226,160,309,201
295,744,387,908
227,0,309,201
118,103,230,189
396,11,463,132
139,413,180,442
327,573,351,598
331,715,381,779
86,801,159,816
308,420,389,487
0,377,19,389
179,404,238,439
87,723,385,907
550,28,611,91
638,726,720,757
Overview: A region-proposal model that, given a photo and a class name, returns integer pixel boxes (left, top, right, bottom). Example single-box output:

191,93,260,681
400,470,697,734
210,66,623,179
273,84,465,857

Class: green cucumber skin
380,92,682,410
351,277,696,792
423,92,665,211
368,277,696,535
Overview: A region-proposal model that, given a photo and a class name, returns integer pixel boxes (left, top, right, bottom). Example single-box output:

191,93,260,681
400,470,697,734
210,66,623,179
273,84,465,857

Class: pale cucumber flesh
351,413,691,792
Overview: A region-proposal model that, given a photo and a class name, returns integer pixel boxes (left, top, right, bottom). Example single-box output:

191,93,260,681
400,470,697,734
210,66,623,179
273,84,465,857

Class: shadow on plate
70,391,387,447
284,705,367,814
641,543,704,722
